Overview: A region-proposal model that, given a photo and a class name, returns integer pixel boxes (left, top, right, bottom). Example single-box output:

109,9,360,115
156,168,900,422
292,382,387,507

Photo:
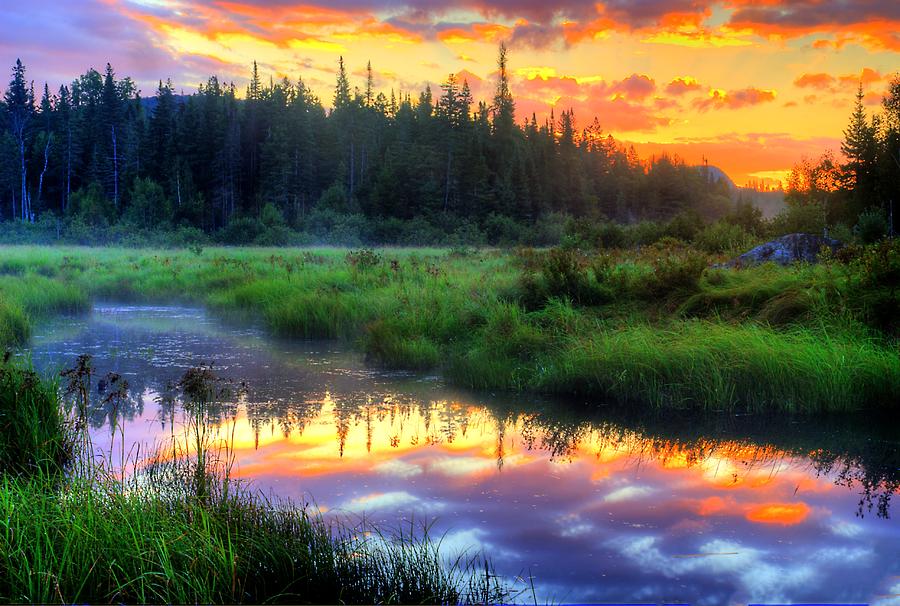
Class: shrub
855,208,889,244
644,250,708,299
124,177,172,230
770,203,826,236
848,239,900,333
346,249,382,271
219,217,263,245
483,213,527,246
0,358,70,475
695,221,753,253
665,209,704,242
520,248,611,307
724,199,765,235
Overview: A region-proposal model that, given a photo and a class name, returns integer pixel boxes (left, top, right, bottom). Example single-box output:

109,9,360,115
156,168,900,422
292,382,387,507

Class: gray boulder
719,233,842,268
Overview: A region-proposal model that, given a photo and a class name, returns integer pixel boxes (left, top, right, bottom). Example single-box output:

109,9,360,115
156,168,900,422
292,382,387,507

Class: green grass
0,474,502,604
0,244,897,413
0,360,71,475
0,359,508,605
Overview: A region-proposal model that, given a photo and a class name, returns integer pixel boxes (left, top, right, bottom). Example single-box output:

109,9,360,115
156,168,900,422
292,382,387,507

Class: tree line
785,80,900,240
0,44,895,246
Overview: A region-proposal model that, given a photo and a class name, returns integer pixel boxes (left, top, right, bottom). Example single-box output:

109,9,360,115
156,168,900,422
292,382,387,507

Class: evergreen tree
4,59,33,220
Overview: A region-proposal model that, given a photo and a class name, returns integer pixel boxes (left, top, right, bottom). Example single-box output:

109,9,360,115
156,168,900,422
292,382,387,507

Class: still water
26,304,900,605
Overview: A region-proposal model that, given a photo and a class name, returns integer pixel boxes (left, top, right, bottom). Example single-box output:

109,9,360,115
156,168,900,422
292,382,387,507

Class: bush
67,183,114,228
725,199,765,235
666,210,703,242
219,217,263,245
848,239,900,333
770,203,825,236
695,221,753,253
855,208,889,244
346,249,382,271
0,358,70,475
644,250,708,299
124,177,172,230
254,225,295,246
483,213,527,246
521,248,611,307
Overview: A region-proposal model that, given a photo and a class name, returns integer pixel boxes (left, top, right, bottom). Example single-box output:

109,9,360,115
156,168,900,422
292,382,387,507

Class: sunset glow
2,0,897,185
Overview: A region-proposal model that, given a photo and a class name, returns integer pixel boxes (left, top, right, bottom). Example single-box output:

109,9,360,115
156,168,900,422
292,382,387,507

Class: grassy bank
0,243,897,412
0,359,505,604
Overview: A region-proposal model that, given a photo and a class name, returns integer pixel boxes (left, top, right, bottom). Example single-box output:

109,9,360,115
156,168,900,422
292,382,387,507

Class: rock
719,233,842,268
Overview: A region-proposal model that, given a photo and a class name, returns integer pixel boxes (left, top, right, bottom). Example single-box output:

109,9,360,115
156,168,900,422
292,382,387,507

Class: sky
1,0,898,186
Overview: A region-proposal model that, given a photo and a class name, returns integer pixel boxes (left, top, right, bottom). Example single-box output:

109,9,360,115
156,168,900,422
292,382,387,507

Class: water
26,304,900,605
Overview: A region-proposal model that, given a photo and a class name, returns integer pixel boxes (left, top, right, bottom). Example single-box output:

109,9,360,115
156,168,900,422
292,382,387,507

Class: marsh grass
0,362,512,604
0,357,71,475
0,244,897,412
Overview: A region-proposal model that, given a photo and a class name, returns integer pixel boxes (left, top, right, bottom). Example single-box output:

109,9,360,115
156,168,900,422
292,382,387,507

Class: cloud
795,73,835,90
693,87,777,111
726,0,900,51
665,76,702,96
339,490,444,513
373,459,422,479
744,502,810,525
611,73,656,100
603,485,656,503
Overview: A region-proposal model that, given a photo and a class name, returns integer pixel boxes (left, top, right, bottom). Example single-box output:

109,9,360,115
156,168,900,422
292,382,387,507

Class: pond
26,304,900,605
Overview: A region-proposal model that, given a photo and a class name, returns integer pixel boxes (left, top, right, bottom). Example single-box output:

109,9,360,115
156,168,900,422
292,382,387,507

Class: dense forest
0,45,897,246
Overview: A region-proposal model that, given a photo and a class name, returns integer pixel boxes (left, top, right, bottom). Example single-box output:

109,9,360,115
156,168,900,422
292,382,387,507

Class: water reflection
26,305,900,605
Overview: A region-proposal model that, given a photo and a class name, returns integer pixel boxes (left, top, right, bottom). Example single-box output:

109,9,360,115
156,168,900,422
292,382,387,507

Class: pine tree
842,82,879,213
5,59,34,221
365,61,374,107
334,56,351,110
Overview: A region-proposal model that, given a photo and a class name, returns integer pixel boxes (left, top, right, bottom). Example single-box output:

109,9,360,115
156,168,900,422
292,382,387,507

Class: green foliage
725,199,765,235
695,221,754,253
855,208,889,244
847,239,900,333
665,210,704,242
346,248,382,271
0,365,505,605
124,177,172,229
68,183,114,228
770,203,826,236
1,245,899,412
520,248,612,308
643,248,708,299
0,359,70,475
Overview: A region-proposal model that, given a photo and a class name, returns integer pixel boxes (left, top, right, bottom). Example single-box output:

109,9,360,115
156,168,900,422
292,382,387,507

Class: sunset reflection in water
28,305,900,605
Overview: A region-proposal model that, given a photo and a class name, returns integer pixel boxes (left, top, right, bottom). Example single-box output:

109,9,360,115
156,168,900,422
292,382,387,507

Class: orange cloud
693,87,777,111
745,502,811,525
794,73,835,90
666,76,703,95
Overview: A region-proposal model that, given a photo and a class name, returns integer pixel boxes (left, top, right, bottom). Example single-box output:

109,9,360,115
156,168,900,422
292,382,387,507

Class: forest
2,44,895,248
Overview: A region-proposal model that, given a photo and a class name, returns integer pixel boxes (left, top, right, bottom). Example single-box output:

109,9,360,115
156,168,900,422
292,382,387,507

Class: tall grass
0,475,506,604
0,358,70,475
532,321,900,412
0,244,897,412
0,361,510,604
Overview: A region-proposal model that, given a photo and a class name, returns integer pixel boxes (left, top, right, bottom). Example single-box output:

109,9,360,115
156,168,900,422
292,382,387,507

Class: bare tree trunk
65,123,72,211
37,133,52,211
19,137,27,221
111,124,119,209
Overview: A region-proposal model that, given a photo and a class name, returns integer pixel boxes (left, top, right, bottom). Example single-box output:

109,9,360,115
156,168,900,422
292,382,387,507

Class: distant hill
702,165,737,190
695,165,785,219
140,94,190,113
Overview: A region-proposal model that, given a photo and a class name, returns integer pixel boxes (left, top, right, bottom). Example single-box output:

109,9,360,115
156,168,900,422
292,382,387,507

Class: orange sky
2,0,898,185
